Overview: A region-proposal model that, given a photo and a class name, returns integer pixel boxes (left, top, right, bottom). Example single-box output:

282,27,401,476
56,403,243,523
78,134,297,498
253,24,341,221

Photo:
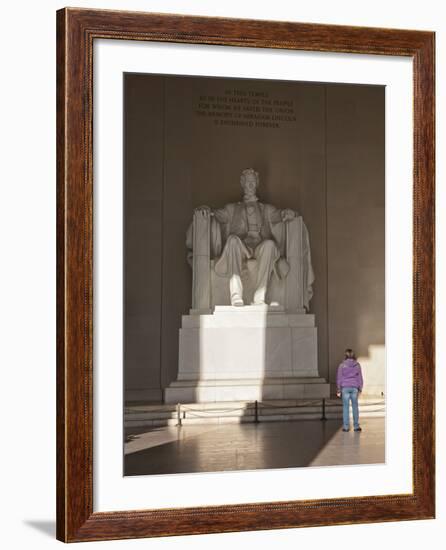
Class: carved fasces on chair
285,217,305,312
191,208,211,311
285,216,315,312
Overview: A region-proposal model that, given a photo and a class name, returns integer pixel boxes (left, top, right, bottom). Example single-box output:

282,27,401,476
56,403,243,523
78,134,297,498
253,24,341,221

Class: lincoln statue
186,168,314,308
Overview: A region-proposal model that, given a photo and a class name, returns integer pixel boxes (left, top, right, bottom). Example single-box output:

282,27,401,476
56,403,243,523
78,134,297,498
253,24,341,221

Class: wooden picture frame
56,7,435,542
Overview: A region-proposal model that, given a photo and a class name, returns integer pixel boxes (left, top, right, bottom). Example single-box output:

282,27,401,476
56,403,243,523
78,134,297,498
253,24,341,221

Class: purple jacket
336,358,363,390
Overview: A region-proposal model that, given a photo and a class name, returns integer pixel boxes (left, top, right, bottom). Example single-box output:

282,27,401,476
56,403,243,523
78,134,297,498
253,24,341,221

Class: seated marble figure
186,168,314,309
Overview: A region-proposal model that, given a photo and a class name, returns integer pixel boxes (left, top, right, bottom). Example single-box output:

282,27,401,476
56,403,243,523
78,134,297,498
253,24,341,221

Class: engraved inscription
194,88,297,129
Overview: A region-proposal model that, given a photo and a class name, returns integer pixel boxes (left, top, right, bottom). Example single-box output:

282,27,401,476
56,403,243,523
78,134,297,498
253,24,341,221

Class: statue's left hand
281,209,296,222
194,205,212,217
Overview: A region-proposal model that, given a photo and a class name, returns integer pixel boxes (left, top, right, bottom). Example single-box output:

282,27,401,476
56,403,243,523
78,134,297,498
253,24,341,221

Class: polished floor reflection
124,418,385,476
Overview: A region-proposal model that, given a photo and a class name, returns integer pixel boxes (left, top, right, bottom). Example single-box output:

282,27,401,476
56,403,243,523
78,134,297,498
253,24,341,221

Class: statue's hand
194,205,212,217
281,208,296,222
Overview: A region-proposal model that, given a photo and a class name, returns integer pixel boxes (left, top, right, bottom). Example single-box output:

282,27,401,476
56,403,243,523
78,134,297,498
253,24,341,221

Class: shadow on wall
188,325,384,402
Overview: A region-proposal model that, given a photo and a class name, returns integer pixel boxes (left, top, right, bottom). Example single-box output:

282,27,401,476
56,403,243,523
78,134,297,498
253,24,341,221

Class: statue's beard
243,190,258,202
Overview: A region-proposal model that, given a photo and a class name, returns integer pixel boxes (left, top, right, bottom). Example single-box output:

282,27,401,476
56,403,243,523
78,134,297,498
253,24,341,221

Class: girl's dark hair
344,348,356,360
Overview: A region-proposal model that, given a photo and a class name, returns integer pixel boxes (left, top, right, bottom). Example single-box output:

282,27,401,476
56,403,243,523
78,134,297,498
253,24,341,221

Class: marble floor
124,417,385,476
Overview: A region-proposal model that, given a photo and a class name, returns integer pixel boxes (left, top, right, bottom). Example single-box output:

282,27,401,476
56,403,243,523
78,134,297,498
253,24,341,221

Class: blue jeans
341,387,360,430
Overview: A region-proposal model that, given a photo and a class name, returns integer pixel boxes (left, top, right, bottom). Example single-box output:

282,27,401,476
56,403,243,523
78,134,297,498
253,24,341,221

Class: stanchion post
255,400,259,423
176,403,182,427
321,398,327,421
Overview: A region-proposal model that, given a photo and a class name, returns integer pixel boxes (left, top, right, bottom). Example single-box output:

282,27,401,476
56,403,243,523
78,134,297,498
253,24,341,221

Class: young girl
336,349,364,432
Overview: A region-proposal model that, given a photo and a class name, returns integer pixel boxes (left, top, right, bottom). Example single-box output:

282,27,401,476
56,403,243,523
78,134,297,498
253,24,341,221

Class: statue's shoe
231,297,244,307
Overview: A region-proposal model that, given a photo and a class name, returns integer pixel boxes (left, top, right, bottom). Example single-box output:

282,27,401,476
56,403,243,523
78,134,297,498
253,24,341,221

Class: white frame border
93,39,413,512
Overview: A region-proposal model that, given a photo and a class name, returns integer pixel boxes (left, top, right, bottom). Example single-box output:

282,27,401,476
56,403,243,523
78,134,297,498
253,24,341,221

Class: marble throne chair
190,209,308,314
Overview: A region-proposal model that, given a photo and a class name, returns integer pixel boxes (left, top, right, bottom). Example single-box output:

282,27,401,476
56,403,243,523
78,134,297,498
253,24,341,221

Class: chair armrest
191,210,211,311
285,216,305,312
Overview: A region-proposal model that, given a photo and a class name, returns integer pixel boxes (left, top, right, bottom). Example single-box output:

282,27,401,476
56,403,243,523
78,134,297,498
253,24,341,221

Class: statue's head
240,168,259,198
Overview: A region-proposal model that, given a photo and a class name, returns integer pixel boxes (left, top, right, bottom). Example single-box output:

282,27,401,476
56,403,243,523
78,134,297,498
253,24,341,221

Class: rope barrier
127,400,385,413
181,405,253,414
173,399,385,426
183,411,250,418
258,400,322,409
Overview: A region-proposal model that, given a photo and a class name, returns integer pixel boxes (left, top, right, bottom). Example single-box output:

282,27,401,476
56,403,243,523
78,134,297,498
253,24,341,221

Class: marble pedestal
164,306,329,403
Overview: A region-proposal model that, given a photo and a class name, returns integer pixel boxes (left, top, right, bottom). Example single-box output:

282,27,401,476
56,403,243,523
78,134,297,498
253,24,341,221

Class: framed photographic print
56,7,435,542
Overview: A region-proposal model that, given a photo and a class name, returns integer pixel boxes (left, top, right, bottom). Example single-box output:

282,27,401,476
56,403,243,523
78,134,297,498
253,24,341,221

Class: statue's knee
260,239,276,251
226,234,242,247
